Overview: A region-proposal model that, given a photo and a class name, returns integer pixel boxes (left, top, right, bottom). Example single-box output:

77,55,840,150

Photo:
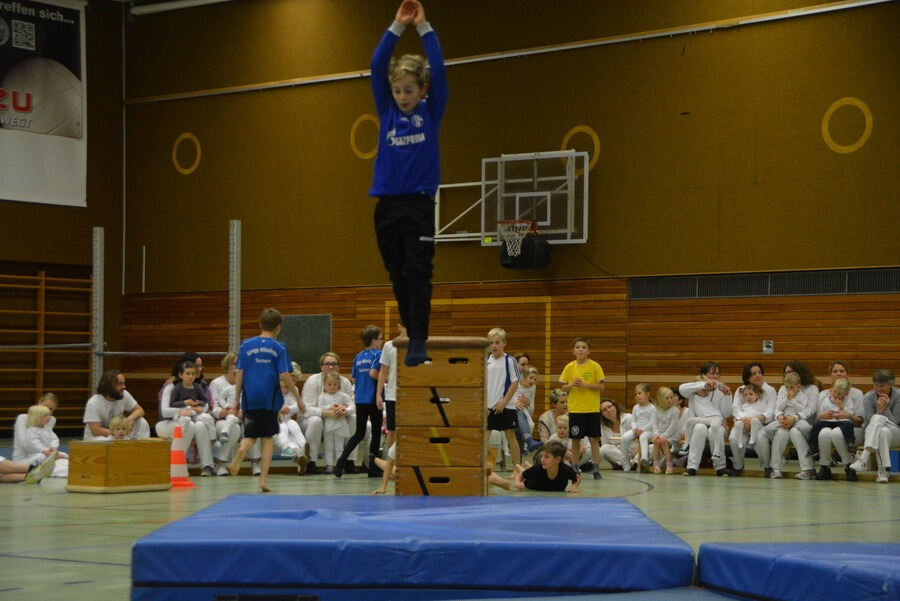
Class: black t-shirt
522,462,577,491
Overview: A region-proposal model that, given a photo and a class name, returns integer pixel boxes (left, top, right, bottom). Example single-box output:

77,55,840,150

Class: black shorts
243,409,279,439
487,408,518,431
385,400,396,431
568,412,601,439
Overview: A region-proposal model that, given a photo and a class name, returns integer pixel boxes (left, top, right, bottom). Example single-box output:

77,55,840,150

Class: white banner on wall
0,0,86,207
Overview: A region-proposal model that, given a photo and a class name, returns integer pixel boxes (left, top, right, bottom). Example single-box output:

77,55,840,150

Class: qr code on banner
12,19,35,51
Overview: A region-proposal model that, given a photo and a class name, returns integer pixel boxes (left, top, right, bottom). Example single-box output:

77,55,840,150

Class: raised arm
371,3,412,115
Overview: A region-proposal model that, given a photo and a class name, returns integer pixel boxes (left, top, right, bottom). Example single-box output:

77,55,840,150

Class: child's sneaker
746,443,755,453
592,470,602,480
711,451,721,461
218,431,229,444
323,466,334,475
251,462,261,476
770,469,783,479
876,470,889,483
25,451,57,484
640,457,651,468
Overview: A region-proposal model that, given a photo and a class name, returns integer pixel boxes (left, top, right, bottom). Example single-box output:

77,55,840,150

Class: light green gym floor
1,462,898,601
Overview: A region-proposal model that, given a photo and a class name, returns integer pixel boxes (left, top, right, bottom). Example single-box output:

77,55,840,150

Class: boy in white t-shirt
486,327,521,469
376,322,407,460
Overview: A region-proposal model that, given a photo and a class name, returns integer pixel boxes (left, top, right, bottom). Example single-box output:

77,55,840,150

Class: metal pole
92,227,104,390
229,220,241,353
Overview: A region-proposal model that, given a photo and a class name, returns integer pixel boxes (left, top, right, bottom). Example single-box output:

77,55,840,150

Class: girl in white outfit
651,387,679,474
622,384,657,471
599,399,635,469
729,383,772,474
768,370,817,479
319,371,355,474
515,366,539,451
14,405,68,478
275,382,309,472
679,362,732,476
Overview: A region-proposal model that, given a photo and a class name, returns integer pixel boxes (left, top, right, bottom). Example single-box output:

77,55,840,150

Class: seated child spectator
513,441,580,493
14,392,57,444
547,414,592,470
622,383,657,472
165,361,216,476
275,381,310,474
320,371,355,475
108,415,133,440
515,366,540,451
729,383,771,476
652,386,679,474
14,404,68,478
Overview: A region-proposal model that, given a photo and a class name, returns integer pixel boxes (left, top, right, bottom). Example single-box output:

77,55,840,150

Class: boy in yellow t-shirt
558,337,605,480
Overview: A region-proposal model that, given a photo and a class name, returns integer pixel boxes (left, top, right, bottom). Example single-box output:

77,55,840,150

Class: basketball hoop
497,219,536,257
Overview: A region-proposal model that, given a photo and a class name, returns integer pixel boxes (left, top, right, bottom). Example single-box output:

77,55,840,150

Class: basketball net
497,219,536,257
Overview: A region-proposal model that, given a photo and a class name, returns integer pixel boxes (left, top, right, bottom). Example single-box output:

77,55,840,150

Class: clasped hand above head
395,0,425,26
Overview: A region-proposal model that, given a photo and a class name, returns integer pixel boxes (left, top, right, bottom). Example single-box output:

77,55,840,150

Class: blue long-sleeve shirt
369,21,448,198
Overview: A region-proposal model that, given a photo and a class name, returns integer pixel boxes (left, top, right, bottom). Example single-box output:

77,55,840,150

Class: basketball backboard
433,149,589,246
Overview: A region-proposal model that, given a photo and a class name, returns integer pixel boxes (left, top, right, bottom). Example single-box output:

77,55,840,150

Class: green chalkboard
277,314,331,375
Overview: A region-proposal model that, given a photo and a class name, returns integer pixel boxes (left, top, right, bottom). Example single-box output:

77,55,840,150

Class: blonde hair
27,404,51,428
109,415,133,435
389,53,429,88
221,351,237,371
522,366,539,380
832,378,851,396
634,383,651,400
654,386,673,410
487,327,507,343
323,371,341,387
39,392,58,406
557,414,569,428
291,361,303,381
784,372,801,387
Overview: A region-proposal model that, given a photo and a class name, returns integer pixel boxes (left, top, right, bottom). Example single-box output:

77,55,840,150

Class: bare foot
259,482,271,492
488,472,513,491
228,463,240,477
370,488,386,495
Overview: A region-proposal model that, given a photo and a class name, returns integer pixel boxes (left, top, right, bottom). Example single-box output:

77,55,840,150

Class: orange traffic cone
170,425,195,489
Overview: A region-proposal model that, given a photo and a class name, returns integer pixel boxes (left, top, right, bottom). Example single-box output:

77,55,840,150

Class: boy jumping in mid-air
370,0,448,366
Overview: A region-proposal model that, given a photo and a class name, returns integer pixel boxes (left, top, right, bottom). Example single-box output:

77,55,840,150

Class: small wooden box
397,427,485,467
67,439,172,493
395,466,486,496
396,337,488,388
396,386,485,428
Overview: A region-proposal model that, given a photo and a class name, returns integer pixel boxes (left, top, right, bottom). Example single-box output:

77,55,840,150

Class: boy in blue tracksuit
370,0,447,366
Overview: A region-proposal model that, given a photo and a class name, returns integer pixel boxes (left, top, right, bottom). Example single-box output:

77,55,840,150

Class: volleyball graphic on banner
0,57,82,139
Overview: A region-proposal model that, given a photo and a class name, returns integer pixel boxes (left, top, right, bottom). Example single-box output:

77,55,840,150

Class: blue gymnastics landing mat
132,495,694,601
698,542,900,601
